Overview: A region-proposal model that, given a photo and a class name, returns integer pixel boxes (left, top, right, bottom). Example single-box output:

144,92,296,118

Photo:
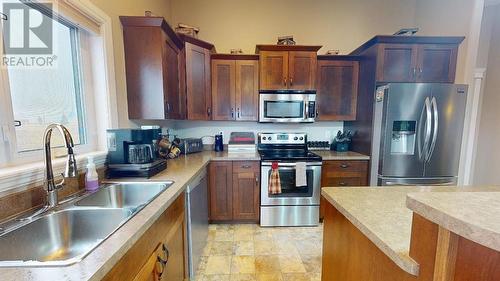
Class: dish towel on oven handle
269,161,282,194
295,162,307,187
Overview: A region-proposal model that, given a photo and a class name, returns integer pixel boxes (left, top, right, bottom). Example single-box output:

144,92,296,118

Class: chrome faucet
44,124,78,208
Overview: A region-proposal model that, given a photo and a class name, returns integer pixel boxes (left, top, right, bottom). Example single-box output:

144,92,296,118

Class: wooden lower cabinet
209,161,260,223
103,193,186,281
320,160,369,220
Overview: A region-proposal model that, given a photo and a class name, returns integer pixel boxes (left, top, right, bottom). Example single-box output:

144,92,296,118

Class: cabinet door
235,60,259,121
132,244,164,281
288,51,317,90
211,59,236,120
377,44,418,82
185,42,211,120
416,44,458,83
209,162,233,221
316,60,359,121
163,218,186,281
162,36,184,119
259,51,288,90
123,27,166,119
232,161,260,221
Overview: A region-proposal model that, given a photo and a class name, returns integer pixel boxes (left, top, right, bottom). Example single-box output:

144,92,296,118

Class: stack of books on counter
228,132,256,153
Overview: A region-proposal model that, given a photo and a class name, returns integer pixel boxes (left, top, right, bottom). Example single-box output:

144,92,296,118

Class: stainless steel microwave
259,91,316,123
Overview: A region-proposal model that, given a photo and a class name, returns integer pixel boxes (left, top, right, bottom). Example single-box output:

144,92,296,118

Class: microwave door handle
304,101,309,119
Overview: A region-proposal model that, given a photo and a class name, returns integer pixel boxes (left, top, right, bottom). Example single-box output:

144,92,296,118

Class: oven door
259,93,315,123
261,161,321,205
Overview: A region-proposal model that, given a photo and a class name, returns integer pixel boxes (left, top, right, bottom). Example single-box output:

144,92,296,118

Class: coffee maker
106,128,167,178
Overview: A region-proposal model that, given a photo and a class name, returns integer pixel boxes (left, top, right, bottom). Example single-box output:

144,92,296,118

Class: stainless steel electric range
258,133,322,227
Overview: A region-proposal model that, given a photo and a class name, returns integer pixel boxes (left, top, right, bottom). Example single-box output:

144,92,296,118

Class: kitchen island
321,186,500,281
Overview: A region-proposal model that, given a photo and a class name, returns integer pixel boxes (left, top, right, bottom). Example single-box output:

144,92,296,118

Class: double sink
0,181,173,267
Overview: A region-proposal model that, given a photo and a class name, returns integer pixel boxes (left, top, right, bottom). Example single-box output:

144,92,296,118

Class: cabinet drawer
233,161,259,173
323,160,368,172
322,176,367,187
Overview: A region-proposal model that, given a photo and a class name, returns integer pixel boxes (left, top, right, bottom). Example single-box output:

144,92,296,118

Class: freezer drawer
378,176,457,186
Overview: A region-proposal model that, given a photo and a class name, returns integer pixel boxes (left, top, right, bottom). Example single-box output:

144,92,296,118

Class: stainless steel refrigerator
370,83,468,186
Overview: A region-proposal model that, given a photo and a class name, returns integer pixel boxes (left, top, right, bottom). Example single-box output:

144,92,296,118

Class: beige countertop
321,186,500,276
407,191,500,252
314,150,370,160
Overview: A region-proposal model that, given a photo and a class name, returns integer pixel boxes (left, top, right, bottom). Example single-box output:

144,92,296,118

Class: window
7,14,86,152
0,0,112,167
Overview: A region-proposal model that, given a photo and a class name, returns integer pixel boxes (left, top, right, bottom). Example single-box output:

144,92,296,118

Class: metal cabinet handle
339,182,347,186
340,164,349,168
237,108,240,119
14,120,22,127
207,107,211,117
162,244,170,261
283,77,287,86
241,164,252,169
231,108,234,119
156,244,169,278
255,176,259,184
290,77,293,86
316,111,319,117
412,68,417,78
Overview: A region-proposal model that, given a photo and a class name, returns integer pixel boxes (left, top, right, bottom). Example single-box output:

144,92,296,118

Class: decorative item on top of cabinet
209,161,260,222
319,160,368,220
316,56,359,121
256,45,321,91
211,54,259,121
179,34,216,120
120,16,185,120
103,193,186,281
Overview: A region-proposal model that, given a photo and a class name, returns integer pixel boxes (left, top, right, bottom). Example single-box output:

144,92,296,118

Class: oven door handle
261,162,322,167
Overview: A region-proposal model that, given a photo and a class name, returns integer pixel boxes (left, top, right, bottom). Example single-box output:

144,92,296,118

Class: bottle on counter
85,156,99,192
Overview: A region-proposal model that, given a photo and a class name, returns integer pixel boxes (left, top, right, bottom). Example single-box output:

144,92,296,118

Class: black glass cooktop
259,149,322,162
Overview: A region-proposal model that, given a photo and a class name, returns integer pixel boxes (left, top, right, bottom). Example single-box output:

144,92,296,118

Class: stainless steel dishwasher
185,168,209,279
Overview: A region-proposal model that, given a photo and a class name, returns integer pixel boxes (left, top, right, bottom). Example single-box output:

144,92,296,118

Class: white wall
171,121,343,144
473,4,500,185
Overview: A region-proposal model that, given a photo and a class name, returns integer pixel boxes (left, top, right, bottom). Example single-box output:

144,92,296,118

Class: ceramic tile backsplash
0,168,105,223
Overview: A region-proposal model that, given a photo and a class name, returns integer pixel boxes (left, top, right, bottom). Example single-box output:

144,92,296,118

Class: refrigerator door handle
417,97,432,160
427,97,439,162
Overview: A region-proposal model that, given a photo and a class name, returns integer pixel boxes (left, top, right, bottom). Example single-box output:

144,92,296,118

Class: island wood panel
232,161,260,221
208,161,233,221
316,60,359,121
102,193,185,281
185,42,211,120
452,234,500,281
259,51,288,90
288,51,317,90
321,202,418,281
211,59,236,120
235,60,259,121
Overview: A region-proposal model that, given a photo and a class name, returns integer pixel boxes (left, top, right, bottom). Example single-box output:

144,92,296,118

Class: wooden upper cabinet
377,44,418,82
232,161,260,221
209,161,233,221
211,55,259,121
288,51,317,90
120,16,184,120
185,41,212,120
257,45,321,90
211,59,236,120
376,42,460,83
316,58,359,121
235,60,259,121
259,51,288,90
417,44,458,83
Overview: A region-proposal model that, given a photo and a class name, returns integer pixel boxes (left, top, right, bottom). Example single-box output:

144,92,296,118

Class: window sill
0,151,107,197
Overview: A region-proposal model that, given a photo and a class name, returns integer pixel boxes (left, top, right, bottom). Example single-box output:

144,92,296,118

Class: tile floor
195,223,323,281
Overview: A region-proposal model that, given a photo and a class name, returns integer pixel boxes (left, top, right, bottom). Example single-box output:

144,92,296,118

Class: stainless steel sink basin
75,182,172,209
0,181,174,267
0,208,132,266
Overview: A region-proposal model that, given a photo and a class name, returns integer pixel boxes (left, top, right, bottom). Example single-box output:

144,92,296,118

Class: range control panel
258,133,307,145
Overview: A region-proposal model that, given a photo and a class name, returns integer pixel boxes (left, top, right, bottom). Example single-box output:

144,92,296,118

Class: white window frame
0,0,118,193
